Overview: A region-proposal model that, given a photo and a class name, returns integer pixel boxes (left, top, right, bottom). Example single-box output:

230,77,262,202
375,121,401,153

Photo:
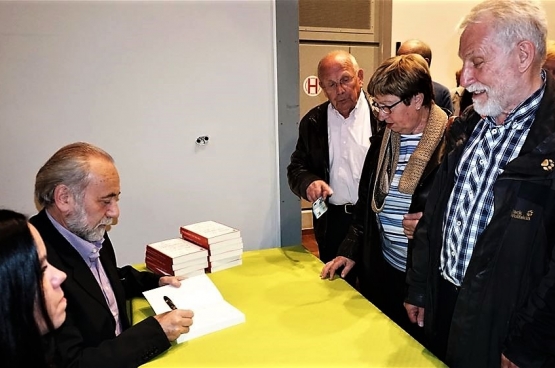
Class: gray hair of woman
367,54,434,109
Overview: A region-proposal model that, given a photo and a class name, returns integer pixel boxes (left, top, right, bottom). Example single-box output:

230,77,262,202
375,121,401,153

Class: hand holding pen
153,296,194,342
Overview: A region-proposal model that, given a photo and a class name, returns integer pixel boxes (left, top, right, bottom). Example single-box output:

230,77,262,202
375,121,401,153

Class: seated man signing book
30,142,194,368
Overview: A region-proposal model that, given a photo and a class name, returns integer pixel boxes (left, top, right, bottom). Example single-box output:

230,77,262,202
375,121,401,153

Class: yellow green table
133,245,445,367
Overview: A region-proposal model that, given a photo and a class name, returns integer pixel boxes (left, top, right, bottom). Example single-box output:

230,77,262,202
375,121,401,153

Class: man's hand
153,309,194,341
321,256,355,280
404,302,425,327
402,212,423,240
159,276,182,287
306,180,334,202
501,354,519,368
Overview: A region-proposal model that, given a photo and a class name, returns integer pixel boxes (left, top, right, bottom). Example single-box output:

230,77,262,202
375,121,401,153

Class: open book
142,274,245,343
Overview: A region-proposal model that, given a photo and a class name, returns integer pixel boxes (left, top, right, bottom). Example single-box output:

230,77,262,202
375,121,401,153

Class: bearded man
30,142,194,368
404,1,555,367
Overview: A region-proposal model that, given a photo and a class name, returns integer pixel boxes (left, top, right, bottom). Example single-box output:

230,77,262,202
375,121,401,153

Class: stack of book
179,220,243,273
145,238,209,278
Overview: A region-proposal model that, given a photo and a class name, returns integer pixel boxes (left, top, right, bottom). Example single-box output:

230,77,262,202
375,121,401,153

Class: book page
142,274,246,343
143,274,223,311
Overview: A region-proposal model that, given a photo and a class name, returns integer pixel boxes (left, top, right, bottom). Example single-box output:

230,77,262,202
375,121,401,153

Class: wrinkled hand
154,309,194,341
404,302,425,327
320,256,355,280
402,212,423,240
159,276,182,287
306,180,333,202
501,354,519,368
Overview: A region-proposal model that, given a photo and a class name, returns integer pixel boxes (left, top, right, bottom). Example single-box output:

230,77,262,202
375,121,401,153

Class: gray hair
461,0,547,64
35,142,114,208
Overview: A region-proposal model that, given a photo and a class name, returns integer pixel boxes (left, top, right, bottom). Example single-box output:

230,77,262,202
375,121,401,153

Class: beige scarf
371,104,447,213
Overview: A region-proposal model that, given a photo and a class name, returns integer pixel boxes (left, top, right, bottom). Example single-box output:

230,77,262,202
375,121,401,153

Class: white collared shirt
327,90,372,205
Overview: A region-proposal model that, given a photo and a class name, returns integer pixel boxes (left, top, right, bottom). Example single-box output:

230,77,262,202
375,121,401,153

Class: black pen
164,295,177,310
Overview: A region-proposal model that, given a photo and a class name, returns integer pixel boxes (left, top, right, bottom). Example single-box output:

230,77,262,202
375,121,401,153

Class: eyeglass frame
371,98,406,115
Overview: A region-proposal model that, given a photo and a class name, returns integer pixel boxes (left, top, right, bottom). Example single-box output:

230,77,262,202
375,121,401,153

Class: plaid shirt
440,75,546,286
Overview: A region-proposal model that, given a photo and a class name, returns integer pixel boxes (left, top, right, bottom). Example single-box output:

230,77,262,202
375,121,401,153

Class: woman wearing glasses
321,54,449,345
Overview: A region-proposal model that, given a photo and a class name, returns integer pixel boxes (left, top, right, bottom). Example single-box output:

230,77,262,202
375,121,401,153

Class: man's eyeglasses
371,98,404,115
322,75,355,92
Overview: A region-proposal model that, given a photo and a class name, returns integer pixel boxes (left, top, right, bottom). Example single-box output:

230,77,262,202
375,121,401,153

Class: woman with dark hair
321,54,450,344
0,209,67,367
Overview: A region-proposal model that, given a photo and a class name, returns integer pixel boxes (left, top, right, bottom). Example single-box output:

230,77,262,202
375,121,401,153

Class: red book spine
145,253,175,271
146,259,175,276
180,228,210,248
145,245,174,262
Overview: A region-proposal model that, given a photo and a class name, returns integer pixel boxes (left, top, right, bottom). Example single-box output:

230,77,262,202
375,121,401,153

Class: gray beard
66,204,111,242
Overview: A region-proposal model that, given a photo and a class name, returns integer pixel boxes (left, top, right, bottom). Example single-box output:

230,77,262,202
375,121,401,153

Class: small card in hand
312,197,328,219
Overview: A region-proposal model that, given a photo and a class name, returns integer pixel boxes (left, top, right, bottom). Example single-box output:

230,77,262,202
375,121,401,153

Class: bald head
397,39,432,66
317,50,364,118
317,50,360,79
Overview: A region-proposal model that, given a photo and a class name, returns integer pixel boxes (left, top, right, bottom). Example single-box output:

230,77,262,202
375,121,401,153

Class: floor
301,230,319,258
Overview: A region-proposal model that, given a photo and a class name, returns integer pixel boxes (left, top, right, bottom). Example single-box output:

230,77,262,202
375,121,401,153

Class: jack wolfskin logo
511,210,533,221
541,159,554,171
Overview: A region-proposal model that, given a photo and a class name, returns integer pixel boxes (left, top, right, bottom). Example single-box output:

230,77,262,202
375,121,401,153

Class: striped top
377,133,422,271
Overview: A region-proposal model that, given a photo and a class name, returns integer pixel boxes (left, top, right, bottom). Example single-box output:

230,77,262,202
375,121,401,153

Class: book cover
180,221,241,247
206,258,243,273
146,238,208,264
142,274,245,343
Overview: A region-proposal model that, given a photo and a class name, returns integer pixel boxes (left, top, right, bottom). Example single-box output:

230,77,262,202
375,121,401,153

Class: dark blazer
30,209,171,368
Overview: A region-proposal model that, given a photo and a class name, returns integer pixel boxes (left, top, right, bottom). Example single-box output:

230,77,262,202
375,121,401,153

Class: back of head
461,0,547,66
35,142,115,209
396,39,433,66
367,54,434,107
0,209,48,367
544,39,555,76
546,39,555,60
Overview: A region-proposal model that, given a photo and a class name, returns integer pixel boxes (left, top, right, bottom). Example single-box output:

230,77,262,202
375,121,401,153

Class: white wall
0,1,280,265
392,0,555,90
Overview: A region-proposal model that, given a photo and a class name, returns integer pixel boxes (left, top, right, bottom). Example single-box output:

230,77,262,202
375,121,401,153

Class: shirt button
492,128,498,134
456,220,462,226
451,251,456,257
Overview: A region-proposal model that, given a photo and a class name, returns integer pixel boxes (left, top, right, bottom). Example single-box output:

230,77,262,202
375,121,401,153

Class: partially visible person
404,0,555,366
397,39,454,116
451,68,473,116
0,209,67,368
544,39,555,78
288,50,379,287
30,142,194,368
321,54,449,345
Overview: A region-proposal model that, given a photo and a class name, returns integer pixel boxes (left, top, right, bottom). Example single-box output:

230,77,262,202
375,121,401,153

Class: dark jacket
337,104,449,298
406,76,555,367
30,210,171,368
287,92,379,245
